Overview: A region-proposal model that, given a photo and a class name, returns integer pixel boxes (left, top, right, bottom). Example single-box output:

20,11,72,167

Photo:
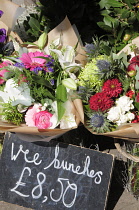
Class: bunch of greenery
97,0,139,52
21,0,139,54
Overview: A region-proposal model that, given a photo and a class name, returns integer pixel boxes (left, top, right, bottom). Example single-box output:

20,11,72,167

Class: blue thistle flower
96,60,110,72
90,113,104,128
84,43,96,54
86,111,113,133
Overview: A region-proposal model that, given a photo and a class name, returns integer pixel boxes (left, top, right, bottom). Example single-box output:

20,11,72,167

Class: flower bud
62,78,77,90
38,32,48,50
127,63,136,77
123,34,131,42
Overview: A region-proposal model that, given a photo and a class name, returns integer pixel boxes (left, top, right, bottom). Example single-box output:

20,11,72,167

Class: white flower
50,46,81,73
126,112,135,121
116,114,129,126
0,78,34,106
60,100,77,129
107,105,135,126
115,96,134,112
107,106,121,122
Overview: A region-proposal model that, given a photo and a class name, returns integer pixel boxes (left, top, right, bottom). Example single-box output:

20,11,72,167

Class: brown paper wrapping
0,20,23,44
86,124,139,142
0,98,84,137
0,121,70,136
27,16,86,66
118,36,139,55
0,0,25,30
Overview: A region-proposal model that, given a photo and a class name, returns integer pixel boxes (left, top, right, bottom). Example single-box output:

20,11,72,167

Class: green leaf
28,17,40,32
99,0,123,9
99,0,109,9
104,15,117,27
97,22,112,31
104,16,112,27
117,27,125,41
121,9,130,19
135,102,139,111
56,84,67,121
107,0,123,7
100,10,111,16
32,75,52,89
123,0,132,8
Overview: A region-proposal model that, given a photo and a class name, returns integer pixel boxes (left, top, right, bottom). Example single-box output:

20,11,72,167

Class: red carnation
89,92,114,112
102,78,122,97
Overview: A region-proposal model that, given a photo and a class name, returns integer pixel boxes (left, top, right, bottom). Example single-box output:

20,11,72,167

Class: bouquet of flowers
78,37,139,141
0,12,85,136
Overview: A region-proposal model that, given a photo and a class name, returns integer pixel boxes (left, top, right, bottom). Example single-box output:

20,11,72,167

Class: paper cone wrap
0,0,25,30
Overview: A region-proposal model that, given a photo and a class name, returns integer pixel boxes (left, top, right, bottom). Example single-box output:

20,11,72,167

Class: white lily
50,45,81,74
49,100,77,129
60,100,77,129
0,78,34,106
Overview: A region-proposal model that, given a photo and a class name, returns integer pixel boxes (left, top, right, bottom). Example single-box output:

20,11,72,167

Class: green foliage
1,102,24,125
23,6,50,42
56,84,67,121
97,0,139,52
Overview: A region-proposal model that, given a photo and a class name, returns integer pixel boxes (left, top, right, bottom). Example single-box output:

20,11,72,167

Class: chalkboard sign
0,132,114,210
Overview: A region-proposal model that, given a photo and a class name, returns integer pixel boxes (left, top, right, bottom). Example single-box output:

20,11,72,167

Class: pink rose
35,111,53,129
25,106,37,127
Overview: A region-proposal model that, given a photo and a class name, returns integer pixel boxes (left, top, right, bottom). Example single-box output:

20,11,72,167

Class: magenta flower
35,111,53,129
25,104,53,129
0,61,10,84
0,69,8,84
20,51,48,71
0,28,6,43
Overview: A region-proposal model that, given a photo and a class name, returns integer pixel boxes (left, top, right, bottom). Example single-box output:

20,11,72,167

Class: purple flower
47,67,54,72
0,28,6,43
0,10,4,18
14,62,25,68
32,67,43,74
46,61,54,67
50,79,54,85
